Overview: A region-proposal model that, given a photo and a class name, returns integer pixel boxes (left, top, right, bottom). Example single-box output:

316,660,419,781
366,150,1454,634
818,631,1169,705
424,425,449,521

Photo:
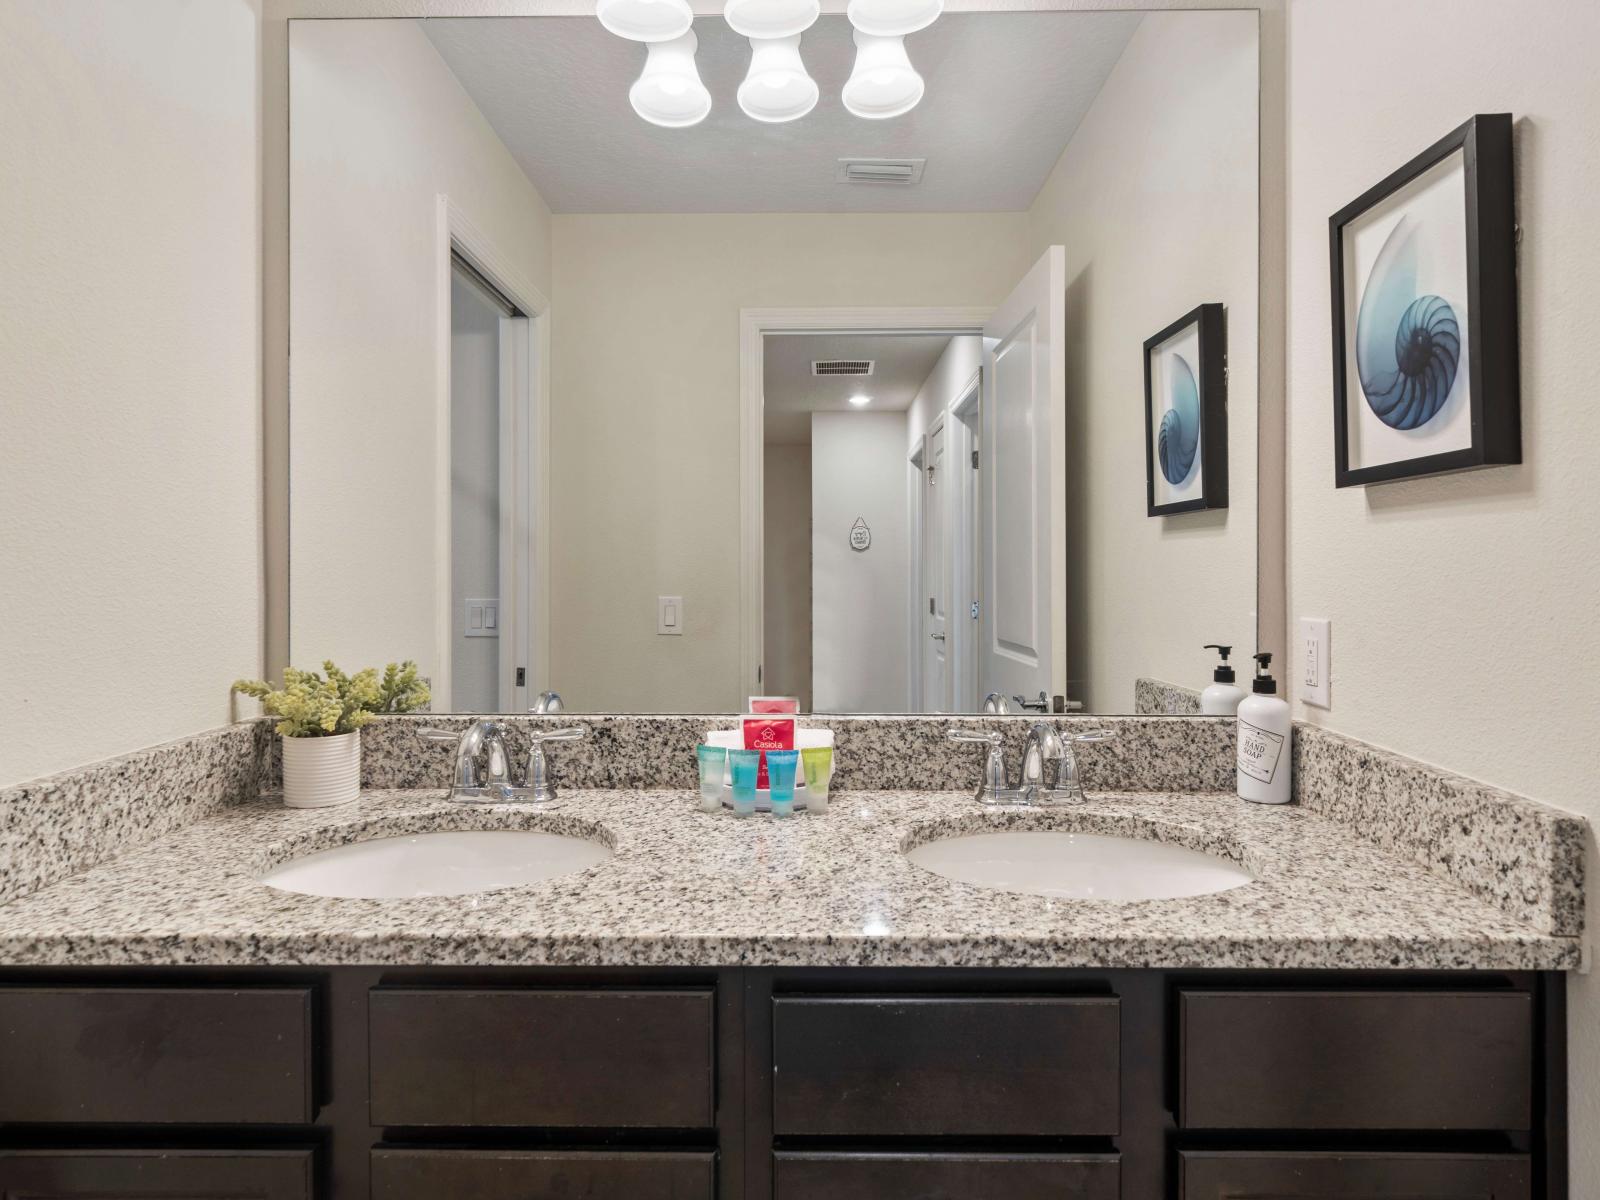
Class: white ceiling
420,12,1143,213
763,333,951,443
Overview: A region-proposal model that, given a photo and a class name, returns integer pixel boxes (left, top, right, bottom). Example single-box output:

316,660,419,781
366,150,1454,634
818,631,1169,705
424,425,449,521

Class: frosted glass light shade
737,35,819,123
724,0,819,40
841,31,923,120
846,0,941,37
598,0,694,42
630,31,712,127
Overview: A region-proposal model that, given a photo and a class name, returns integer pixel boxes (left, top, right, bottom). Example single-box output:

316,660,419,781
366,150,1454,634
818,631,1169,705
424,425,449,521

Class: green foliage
233,660,430,738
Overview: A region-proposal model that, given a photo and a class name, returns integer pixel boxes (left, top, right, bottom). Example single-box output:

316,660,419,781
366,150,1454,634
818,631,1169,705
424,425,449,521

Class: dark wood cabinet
772,995,1119,1137
1180,1150,1532,1198
1178,989,1533,1130
0,987,313,1124
774,1151,1120,1200
0,1149,314,1199
371,1148,716,1200
368,986,716,1128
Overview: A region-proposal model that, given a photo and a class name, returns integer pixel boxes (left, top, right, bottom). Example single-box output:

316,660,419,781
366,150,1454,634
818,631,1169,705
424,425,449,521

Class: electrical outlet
1299,617,1331,708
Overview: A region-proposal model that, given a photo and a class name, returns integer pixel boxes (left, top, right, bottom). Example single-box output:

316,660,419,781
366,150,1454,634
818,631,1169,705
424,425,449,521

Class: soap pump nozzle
1204,643,1235,684
1251,651,1278,695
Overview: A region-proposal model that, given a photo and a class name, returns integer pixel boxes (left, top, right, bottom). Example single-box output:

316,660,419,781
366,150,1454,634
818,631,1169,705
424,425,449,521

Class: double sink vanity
0,714,1581,1199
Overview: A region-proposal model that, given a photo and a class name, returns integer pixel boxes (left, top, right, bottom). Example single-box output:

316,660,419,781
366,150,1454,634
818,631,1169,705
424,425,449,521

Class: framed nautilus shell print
1143,303,1228,517
1330,113,1521,487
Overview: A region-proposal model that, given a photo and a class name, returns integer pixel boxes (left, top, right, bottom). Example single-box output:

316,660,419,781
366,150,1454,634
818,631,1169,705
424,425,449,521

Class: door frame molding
435,195,552,713
738,307,993,702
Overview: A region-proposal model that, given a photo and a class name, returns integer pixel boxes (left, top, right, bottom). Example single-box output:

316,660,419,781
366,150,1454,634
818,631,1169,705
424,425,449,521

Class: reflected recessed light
848,394,872,407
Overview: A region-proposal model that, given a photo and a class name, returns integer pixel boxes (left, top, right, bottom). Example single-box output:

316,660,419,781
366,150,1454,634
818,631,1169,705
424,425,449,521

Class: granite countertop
0,786,1579,970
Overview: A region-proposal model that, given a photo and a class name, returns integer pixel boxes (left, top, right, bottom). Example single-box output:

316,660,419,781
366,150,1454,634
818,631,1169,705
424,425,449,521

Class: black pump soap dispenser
1200,644,1246,715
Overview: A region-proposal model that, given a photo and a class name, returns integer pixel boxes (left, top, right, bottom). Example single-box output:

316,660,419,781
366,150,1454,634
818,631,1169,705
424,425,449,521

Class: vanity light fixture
848,393,873,407
737,35,819,123
597,0,694,42
629,30,713,128
724,0,819,40
846,0,941,37
841,31,924,120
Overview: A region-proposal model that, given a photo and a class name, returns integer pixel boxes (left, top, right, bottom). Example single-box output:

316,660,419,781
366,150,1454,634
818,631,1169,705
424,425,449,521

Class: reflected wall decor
1144,303,1227,516
1329,113,1521,487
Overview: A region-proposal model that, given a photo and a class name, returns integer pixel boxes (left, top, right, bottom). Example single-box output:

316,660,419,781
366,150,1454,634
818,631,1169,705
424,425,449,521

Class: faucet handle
528,725,585,743
947,729,1008,806
417,727,463,743
523,726,584,806
1062,727,1116,743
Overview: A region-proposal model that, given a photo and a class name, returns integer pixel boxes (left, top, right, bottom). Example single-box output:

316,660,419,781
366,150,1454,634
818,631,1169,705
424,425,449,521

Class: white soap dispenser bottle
1200,644,1247,716
1236,652,1292,804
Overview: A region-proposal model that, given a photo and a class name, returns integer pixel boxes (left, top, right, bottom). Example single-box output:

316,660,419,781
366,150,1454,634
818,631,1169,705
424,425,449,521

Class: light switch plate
465,598,499,638
657,595,683,636
1299,617,1331,708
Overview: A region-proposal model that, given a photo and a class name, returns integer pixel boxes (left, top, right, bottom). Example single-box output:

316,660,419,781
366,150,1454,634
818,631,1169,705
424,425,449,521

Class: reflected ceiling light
724,0,819,40
848,393,873,407
737,35,819,124
597,0,694,42
841,31,923,120
846,0,941,37
629,30,712,128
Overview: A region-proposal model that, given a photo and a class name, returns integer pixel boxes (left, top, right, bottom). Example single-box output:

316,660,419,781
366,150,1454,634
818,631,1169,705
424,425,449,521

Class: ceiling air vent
812,360,875,377
836,157,926,186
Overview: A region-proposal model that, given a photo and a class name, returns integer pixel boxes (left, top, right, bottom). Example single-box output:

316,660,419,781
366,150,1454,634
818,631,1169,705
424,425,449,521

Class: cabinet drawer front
1179,990,1532,1130
1180,1151,1531,1199
368,988,715,1128
775,1152,1120,1200
372,1148,716,1200
0,987,314,1124
0,1149,313,1200
772,996,1119,1137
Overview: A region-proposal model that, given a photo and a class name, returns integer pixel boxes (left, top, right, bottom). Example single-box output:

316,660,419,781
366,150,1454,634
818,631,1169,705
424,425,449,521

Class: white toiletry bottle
1236,652,1292,804
1200,644,1246,716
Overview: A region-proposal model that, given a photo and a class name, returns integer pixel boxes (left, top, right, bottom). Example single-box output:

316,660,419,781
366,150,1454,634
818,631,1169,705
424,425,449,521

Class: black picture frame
1143,302,1227,517
1329,113,1521,487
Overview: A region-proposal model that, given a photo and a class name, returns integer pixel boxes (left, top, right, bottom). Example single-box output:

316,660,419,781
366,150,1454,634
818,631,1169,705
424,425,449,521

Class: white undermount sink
260,830,611,899
906,830,1253,901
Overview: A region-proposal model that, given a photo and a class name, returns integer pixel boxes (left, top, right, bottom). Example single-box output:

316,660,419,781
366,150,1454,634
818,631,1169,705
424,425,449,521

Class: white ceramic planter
281,730,361,809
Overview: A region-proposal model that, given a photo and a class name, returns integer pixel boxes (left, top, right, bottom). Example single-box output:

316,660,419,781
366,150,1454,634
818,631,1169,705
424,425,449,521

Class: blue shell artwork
1355,215,1461,430
1157,353,1200,486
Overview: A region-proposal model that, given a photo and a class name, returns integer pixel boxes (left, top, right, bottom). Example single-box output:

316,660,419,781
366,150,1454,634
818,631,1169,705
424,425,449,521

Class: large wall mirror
288,8,1261,715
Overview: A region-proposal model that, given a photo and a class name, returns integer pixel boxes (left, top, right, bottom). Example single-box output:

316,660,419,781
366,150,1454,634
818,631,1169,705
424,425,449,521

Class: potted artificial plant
233,661,429,809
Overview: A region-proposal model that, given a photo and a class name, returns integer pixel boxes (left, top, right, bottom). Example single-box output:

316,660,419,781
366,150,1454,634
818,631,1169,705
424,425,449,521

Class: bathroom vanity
0,714,1580,1200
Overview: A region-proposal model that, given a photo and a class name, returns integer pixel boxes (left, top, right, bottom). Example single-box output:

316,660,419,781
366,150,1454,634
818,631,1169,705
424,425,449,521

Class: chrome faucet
420,721,585,805
529,690,565,714
419,721,516,802
949,723,1117,806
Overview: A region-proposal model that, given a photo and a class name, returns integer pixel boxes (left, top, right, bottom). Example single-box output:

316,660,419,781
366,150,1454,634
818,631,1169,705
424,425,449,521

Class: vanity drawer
368,987,716,1128
1178,990,1533,1130
371,1148,716,1200
0,987,314,1124
772,995,1119,1136
1179,1151,1531,1198
0,1149,314,1200
775,1152,1120,1200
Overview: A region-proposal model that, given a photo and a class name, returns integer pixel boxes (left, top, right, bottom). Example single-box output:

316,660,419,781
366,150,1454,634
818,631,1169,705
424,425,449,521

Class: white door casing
980,246,1067,706
922,415,949,712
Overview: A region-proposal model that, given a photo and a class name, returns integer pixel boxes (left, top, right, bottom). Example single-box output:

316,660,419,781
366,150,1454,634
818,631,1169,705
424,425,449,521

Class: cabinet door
1180,1151,1531,1198
0,1149,313,1199
775,1151,1119,1200
371,1148,716,1200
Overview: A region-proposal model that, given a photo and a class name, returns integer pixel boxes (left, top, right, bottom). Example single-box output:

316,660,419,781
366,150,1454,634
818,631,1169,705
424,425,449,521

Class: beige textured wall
0,0,263,786
288,19,553,699
1283,0,1600,1181
1024,9,1260,711
548,212,1028,711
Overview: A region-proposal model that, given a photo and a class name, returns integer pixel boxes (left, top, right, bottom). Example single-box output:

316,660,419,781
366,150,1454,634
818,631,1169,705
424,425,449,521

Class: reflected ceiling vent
835,157,926,185
812,359,875,377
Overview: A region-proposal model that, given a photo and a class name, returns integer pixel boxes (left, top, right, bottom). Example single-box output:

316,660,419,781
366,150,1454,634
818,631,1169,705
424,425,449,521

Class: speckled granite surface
1135,678,1203,716
0,788,1576,969
354,714,1237,794
1294,724,1586,938
0,722,272,906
